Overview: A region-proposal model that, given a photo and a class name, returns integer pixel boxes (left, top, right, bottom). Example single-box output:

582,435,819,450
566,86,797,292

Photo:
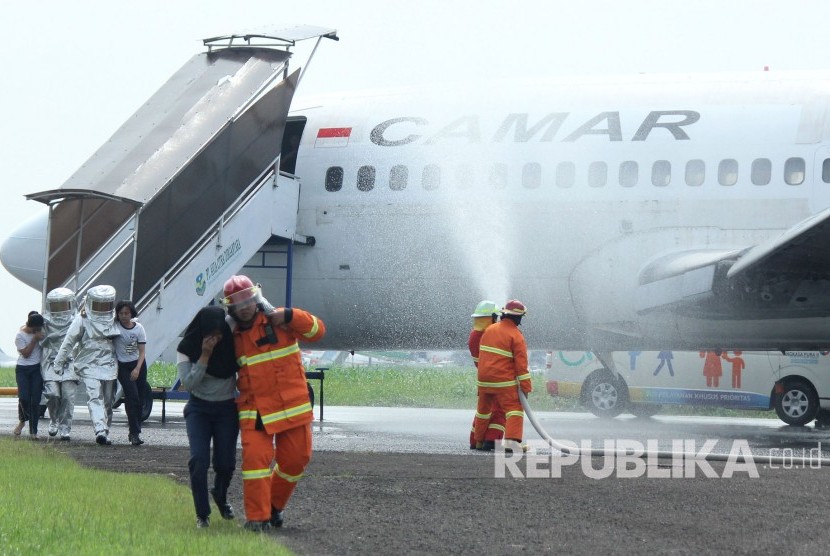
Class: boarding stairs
25,27,337,365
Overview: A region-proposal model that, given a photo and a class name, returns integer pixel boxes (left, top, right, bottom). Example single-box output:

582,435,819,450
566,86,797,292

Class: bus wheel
775,379,819,426
630,403,662,418
585,371,627,418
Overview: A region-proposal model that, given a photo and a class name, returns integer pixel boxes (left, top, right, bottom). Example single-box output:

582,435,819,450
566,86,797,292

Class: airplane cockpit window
490,163,508,189
751,158,771,185
325,167,343,192
619,161,638,187
685,159,705,186
784,157,805,185
718,159,738,186
652,160,671,187
556,162,575,188
522,163,541,188
390,165,408,190
357,166,376,191
588,162,607,187
422,164,440,190
822,158,830,183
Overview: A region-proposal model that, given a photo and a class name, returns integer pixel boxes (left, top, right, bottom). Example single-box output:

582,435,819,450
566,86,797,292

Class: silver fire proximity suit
53,285,119,442
41,288,79,439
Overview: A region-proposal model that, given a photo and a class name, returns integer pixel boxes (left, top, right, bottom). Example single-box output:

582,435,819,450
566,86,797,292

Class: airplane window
556,162,575,188
718,159,738,186
652,160,671,187
523,163,541,189
325,167,343,192
588,162,607,187
390,165,408,191
685,159,705,186
619,161,638,187
822,158,830,183
422,164,440,190
784,157,805,185
751,158,771,185
490,163,508,189
357,166,376,192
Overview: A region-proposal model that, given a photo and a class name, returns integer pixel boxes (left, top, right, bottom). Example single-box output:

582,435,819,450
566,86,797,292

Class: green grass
319,366,580,411
0,437,290,555
318,365,775,418
0,363,177,389
0,366,12,387
148,362,178,387
0,362,775,419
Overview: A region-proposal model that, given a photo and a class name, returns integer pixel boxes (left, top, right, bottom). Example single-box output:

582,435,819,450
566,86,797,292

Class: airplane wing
637,208,830,319
0,348,17,366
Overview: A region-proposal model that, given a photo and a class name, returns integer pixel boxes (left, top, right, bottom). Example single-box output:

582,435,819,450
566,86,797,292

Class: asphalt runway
3,398,830,554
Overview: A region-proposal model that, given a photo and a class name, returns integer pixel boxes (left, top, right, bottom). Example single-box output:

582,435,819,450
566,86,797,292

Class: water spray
518,388,830,466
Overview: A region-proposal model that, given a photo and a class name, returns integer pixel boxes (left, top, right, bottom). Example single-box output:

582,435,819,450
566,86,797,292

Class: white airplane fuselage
7,71,830,352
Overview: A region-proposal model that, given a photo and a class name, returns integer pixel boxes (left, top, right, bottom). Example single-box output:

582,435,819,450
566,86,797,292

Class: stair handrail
61,213,138,296
135,158,292,314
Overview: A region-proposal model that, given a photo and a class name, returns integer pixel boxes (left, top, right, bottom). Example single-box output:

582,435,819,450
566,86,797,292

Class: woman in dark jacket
176,306,239,528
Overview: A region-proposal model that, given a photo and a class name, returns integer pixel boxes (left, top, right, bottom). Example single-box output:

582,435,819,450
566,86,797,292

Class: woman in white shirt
15,311,45,439
113,301,148,446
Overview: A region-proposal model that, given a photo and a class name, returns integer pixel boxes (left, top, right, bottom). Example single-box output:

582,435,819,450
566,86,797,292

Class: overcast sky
0,0,828,356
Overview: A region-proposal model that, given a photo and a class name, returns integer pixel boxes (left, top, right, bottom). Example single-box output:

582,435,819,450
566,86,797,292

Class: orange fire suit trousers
469,400,506,446
473,388,524,443
241,423,312,521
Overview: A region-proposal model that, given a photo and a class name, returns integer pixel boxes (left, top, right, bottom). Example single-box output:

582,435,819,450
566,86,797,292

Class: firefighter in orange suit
473,299,531,449
222,275,326,532
468,300,506,450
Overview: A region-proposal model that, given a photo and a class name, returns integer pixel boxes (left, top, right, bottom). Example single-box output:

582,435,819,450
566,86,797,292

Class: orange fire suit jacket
477,319,532,393
468,329,484,367
234,308,326,434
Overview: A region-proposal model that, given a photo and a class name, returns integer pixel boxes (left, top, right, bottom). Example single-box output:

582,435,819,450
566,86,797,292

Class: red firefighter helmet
501,299,527,316
222,275,260,307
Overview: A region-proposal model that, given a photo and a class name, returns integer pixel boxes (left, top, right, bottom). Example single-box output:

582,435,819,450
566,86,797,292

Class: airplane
4,31,830,357
0,347,18,367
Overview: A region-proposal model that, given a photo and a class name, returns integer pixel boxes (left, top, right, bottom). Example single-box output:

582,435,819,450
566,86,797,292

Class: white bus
545,350,830,426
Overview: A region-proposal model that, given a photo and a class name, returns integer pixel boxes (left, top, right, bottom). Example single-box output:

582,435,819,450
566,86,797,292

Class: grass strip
0,363,773,419
0,438,290,555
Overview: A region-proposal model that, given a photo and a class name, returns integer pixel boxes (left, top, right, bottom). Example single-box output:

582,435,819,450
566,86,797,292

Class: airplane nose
0,211,47,290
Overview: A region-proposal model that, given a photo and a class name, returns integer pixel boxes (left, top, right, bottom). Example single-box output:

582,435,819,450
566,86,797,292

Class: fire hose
518,388,830,466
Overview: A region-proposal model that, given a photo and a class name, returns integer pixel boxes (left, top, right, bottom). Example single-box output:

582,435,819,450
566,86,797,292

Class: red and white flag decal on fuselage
315,127,352,148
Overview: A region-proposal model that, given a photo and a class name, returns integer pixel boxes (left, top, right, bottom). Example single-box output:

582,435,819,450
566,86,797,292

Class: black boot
270,508,284,528
210,487,235,520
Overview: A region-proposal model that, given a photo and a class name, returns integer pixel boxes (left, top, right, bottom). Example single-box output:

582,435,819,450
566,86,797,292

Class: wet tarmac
3,397,830,459
5,398,830,554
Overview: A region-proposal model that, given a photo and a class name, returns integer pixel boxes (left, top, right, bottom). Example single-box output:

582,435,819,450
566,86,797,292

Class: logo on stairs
195,238,243,296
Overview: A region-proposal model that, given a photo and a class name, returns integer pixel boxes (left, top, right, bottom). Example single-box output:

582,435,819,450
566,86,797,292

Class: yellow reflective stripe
238,410,258,422
237,342,300,367
479,345,513,358
472,356,479,363
488,424,506,432
242,468,272,481
274,464,303,483
261,401,312,425
475,412,492,420
302,316,320,338
505,410,525,418
517,373,532,381
477,379,518,388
